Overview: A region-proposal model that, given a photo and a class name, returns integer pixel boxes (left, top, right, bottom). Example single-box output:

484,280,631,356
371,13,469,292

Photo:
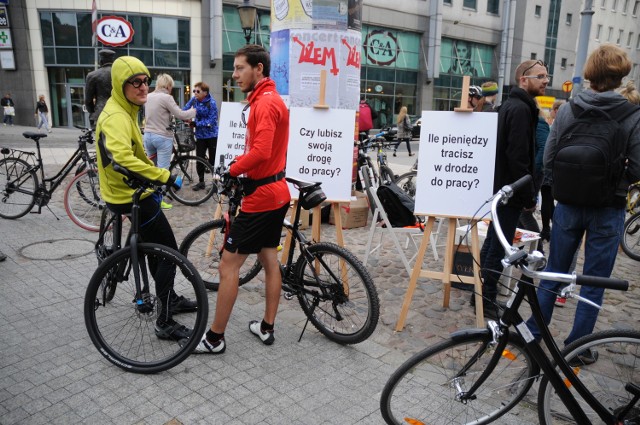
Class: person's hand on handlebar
167,174,183,191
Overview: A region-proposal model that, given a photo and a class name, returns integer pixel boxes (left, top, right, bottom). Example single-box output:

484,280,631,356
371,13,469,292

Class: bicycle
0,127,103,231
393,159,418,199
380,175,639,424
356,131,397,189
180,159,380,344
621,180,640,261
85,165,208,374
159,120,216,206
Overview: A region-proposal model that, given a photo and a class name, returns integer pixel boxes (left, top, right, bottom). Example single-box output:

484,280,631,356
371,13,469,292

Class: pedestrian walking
35,94,51,132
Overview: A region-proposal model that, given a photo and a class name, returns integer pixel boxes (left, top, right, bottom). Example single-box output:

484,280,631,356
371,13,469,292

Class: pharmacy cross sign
0,31,8,44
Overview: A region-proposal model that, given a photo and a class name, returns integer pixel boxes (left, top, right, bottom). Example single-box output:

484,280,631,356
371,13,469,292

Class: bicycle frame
460,179,633,424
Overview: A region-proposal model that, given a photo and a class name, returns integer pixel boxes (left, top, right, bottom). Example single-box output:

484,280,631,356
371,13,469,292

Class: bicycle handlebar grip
576,275,629,291
508,175,533,194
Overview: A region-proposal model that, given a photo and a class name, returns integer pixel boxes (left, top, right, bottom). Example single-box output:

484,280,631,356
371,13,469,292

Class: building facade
0,0,638,129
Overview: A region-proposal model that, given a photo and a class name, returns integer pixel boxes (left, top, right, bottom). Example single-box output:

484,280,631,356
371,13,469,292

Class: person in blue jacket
184,82,218,191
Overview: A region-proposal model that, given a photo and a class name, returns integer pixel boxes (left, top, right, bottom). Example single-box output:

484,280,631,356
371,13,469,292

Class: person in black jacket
474,59,549,319
1,93,15,126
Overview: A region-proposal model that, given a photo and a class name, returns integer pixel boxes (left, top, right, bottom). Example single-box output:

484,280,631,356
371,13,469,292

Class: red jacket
359,101,374,132
230,78,290,213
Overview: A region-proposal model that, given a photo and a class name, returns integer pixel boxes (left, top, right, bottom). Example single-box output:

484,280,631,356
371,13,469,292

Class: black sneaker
169,290,198,314
568,349,598,367
192,182,205,191
155,318,192,341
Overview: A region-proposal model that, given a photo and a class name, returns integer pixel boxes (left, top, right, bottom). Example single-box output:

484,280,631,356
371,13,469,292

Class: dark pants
540,185,554,237
195,137,217,182
394,138,412,154
106,195,178,303
479,205,521,302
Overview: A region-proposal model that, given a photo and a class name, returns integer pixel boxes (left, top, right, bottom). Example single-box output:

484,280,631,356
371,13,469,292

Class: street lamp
237,0,257,45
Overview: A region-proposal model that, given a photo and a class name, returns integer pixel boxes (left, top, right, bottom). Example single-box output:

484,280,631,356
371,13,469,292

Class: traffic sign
572,76,582,84
562,81,573,93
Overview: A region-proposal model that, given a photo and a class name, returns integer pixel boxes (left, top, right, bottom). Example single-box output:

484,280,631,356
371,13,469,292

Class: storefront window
153,17,178,50
53,12,77,47
130,16,152,48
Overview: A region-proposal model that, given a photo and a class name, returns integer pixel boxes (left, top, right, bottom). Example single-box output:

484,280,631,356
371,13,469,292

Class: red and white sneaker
555,297,567,307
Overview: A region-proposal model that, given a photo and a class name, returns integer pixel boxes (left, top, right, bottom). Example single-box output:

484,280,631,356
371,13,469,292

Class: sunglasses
126,77,152,88
522,60,547,76
193,89,201,94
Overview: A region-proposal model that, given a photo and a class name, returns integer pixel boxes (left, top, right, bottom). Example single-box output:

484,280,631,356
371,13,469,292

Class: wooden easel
396,76,486,330
281,69,345,263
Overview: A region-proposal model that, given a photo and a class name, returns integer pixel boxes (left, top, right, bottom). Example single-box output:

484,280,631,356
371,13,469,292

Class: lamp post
237,0,257,45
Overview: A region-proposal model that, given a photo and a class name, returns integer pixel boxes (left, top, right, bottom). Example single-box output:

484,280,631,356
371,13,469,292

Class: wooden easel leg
396,216,436,332
442,218,457,308
280,201,297,264
470,220,485,327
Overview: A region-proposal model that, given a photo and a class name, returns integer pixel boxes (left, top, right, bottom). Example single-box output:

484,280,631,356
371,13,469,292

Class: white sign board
414,111,497,218
286,107,355,202
215,102,248,168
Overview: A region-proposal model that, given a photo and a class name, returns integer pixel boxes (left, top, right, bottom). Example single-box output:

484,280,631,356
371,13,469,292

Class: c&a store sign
363,29,398,66
96,16,134,47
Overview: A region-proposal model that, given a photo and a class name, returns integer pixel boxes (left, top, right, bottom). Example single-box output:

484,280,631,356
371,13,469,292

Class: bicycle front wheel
84,243,208,374
168,155,216,206
293,242,379,344
380,331,538,425
0,157,38,219
621,212,640,261
538,329,640,424
394,171,417,199
179,219,262,290
64,168,103,231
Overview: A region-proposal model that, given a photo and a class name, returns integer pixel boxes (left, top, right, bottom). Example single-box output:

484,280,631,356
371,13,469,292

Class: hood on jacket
573,88,632,115
110,56,150,111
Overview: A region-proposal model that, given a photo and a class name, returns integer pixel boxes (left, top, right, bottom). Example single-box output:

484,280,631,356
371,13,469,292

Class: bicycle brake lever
571,294,602,310
559,283,602,310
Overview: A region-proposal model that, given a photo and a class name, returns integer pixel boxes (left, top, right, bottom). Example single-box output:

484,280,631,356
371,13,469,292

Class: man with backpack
526,44,640,356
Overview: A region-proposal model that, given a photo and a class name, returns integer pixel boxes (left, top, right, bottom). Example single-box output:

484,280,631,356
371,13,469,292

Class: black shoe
393,151,397,157
155,318,192,341
0,251,6,262
568,349,598,367
169,291,198,314
540,228,551,242
408,153,414,156
192,182,205,191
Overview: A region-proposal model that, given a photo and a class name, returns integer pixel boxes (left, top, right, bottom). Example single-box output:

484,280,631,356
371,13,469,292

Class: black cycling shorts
224,204,289,254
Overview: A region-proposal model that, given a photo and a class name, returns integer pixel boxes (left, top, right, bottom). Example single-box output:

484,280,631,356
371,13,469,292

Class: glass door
67,85,89,128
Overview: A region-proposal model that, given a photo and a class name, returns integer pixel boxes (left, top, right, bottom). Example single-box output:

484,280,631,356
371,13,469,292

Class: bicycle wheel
538,329,640,424
168,155,216,206
179,219,262,291
621,212,640,261
0,157,38,219
293,242,379,344
64,168,103,231
394,171,417,199
84,243,208,374
380,164,396,185
381,331,538,425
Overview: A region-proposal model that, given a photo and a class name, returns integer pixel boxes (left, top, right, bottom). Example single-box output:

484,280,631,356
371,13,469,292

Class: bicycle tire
95,208,120,302
84,243,208,374
379,164,396,185
179,219,262,291
64,168,103,231
538,329,640,424
380,331,538,425
168,155,216,206
0,157,38,219
621,212,640,261
394,171,417,199
293,242,379,344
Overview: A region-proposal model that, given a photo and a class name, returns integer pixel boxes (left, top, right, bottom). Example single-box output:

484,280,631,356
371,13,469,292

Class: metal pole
571,0,594,98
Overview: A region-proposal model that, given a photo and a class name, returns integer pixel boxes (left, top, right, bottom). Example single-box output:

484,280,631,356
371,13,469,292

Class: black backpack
376,182,417,227
552,100,640,207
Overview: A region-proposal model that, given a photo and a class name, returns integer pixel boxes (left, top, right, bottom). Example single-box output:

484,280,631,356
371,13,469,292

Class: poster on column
289,28,360,110
286,107,355,202
214,102,247,168
271,0,312,32
414,111,497,218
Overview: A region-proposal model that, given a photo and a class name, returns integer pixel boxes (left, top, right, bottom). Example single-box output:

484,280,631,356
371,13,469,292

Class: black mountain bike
356,131,396,189
85,166,208,374
180,159,380,344
381,175,639,424
0,128,102,230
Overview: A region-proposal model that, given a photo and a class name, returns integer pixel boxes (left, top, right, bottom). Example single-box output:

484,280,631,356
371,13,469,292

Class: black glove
166,174,183,191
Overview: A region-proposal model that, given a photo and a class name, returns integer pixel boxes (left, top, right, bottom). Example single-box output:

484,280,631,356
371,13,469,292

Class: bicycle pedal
284,292,295,300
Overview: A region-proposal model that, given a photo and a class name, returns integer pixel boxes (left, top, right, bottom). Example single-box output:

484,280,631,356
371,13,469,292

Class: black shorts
224,204,289,254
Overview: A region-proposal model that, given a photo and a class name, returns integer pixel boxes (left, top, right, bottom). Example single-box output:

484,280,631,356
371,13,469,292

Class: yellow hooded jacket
96,56,170,204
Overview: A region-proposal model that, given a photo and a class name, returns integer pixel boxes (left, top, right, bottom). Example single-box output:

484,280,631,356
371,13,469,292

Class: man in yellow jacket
96,56,196,341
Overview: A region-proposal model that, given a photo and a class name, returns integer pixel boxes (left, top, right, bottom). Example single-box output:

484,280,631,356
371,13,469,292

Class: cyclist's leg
194,138,206,182
564,206,624,346
257,247,281,325
206,137,217,168
212,250,249,333
154,133,173,170
143,133,159,165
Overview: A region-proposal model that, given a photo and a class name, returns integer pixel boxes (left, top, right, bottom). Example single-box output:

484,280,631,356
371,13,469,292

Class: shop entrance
66,85,90,129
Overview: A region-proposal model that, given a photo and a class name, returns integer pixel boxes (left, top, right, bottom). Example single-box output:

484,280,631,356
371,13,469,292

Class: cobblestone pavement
1,126,638,424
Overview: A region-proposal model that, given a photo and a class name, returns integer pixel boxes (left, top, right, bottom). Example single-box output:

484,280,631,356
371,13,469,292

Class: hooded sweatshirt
543,89,640,205
96,56,171,205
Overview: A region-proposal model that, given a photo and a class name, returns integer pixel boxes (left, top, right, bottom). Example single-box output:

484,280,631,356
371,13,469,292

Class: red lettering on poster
341,39,361,69
293,37,339,76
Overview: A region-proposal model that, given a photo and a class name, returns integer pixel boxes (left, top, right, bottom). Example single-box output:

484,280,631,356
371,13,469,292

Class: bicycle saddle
22,132,48,141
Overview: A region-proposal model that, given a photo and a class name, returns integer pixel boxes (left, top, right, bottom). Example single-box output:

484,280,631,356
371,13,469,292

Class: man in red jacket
195,44,290,354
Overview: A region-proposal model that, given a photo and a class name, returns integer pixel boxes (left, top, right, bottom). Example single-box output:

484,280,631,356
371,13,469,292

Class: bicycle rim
538,329,640,424
394,171,417,199
380,332,537,425
621,213,640,261
294,242,379,344
0,157,38,219
84,243,208,374
64,168,103,231
168,156,216,206
178,220,262,291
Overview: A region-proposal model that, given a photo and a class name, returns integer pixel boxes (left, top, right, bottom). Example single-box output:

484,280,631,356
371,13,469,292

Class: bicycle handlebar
490,174,629,292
